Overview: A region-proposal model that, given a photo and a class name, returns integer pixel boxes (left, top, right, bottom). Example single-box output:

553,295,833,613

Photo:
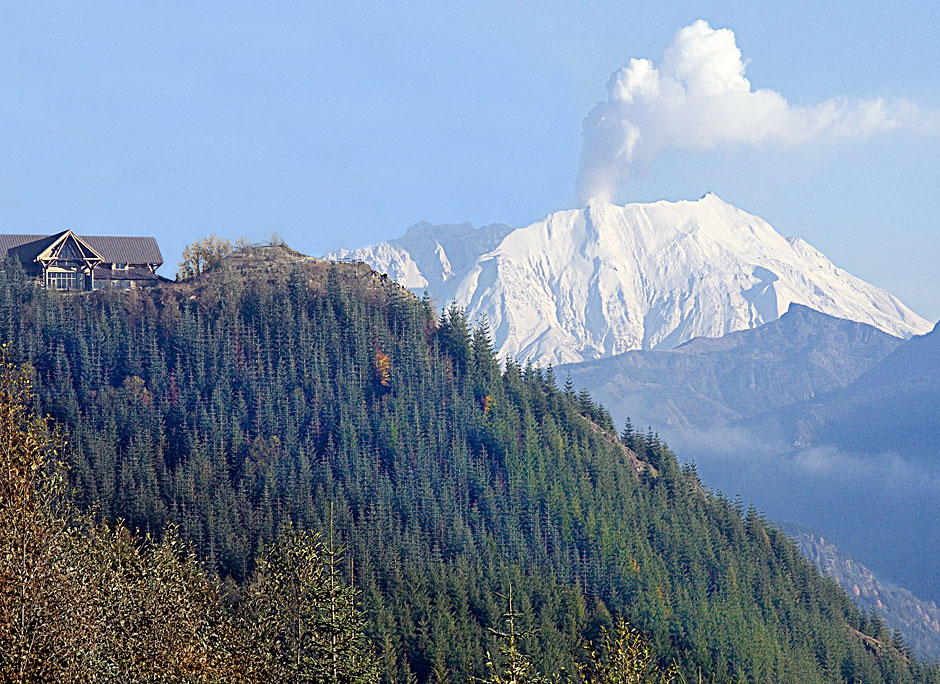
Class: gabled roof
35,230,103,264
0,232,163,266
82,235,163,265
0,234,58,262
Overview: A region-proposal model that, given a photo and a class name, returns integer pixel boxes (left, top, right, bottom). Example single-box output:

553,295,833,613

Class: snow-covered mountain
328,194,932,365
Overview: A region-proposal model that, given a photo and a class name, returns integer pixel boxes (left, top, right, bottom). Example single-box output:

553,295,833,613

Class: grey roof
83,236,163,265
0,234,58,262
92,265,160,281
0,233,163,265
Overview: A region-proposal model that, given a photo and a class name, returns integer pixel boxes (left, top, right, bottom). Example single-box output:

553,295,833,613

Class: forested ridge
0,245,934,683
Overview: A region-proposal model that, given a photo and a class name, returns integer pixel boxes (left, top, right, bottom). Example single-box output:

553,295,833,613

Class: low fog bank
660,424,940,604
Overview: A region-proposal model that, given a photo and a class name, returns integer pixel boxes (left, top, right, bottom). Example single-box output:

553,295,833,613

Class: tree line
0,247,934,683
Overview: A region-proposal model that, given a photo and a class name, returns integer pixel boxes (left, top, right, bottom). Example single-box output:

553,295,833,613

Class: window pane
60,241,81,260
49,270,82,290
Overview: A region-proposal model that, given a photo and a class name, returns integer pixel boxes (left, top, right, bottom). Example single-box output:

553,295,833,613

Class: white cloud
576,20,936,205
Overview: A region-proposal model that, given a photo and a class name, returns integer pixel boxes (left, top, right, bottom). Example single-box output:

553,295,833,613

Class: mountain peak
327,197,931,364
785,302,826,318
402,220,474,239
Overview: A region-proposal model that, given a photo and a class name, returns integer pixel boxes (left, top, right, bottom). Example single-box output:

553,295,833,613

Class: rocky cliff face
786,525,940,661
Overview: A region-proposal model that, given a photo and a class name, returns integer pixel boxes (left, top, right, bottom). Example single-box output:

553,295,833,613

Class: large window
59,241,81,260
48,270,83,290
92,278,132,290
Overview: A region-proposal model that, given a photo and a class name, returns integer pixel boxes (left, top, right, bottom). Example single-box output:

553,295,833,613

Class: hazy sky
1,2,938,320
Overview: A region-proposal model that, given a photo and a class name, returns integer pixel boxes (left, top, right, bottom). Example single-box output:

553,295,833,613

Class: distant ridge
329,194,930,365
748,317,940,457
558,304,905,434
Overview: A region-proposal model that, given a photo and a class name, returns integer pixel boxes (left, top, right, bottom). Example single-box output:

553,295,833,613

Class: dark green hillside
0,247,934,684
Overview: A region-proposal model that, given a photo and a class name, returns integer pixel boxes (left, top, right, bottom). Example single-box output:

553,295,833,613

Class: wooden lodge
0,230,164,291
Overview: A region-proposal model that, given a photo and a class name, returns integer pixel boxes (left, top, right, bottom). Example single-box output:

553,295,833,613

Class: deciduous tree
176,234,234,280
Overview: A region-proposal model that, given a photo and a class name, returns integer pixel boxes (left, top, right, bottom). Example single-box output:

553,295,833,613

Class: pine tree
245,520,378,684
474,587,548,684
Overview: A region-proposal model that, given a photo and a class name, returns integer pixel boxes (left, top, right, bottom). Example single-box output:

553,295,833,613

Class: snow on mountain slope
329,220,513,303
327,194,932,365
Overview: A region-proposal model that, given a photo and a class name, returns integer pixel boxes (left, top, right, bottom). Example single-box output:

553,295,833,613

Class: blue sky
1,2,938,319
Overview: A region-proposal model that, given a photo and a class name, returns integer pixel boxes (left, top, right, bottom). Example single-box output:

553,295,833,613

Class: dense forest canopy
0,353,379,682
0,246,934,683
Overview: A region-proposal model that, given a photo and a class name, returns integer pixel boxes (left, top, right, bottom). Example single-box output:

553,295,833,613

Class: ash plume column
575,20,933,206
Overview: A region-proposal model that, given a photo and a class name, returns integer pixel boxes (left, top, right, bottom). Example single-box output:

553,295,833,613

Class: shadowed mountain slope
785,523,940,663
559,304,904,433
751,321,940,458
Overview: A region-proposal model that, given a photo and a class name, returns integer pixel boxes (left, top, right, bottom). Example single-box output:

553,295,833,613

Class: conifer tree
245,520,378,684
475,587,548,684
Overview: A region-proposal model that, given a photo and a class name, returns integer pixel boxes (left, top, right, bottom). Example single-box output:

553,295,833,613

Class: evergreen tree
245,521,378,684
0,249,936,684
